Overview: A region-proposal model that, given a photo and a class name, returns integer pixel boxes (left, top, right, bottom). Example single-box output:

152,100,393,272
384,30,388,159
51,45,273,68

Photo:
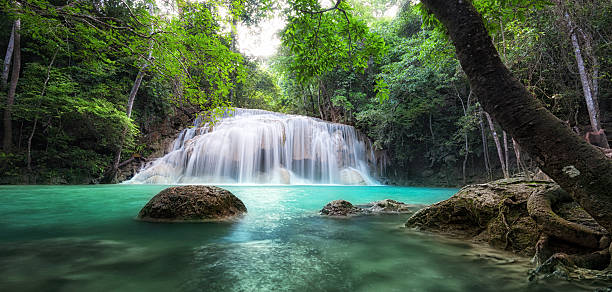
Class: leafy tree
419,0,612,234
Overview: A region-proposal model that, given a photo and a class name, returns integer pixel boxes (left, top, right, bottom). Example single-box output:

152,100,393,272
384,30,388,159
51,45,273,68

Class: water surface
0,185,601,291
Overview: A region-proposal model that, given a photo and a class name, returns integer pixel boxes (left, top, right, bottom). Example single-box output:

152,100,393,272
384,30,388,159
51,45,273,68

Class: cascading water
127,108,379,185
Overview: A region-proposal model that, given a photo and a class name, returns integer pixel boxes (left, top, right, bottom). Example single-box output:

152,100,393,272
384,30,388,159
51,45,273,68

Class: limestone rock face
320,200,362,216
137,185,247,222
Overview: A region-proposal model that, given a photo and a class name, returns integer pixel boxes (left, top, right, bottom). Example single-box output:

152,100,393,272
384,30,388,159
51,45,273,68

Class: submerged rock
137,185,247,222
321,199,421,217
320,200,362,216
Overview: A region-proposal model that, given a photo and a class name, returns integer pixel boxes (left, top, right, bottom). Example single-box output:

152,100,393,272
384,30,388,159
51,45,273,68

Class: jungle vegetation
0,0,610,186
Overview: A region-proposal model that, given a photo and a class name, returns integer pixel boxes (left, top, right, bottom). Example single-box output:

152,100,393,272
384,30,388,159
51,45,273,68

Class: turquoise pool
0,185,599,291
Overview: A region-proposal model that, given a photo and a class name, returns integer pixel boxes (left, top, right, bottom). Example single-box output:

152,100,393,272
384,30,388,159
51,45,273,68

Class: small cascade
127,108,379,185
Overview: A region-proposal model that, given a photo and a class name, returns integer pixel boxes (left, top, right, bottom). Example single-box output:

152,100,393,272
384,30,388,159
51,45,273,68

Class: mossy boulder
320,200,362,216
321,199,422,217
359,199,421,214
137,185,247,222
405,178,551,256
406,178,609,261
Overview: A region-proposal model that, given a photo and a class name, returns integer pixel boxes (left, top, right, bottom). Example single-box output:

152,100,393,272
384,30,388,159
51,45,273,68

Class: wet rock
405,178,609,259
533,168,552,181
405,178,550,256
138,185,247,222
321,199,422,217
320,200,362,216
339,168,366,185
360,199,420,214
278,168,291,184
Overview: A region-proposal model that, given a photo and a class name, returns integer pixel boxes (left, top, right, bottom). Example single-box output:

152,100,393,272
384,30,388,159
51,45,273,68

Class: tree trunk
462,126,469,185
1,22,15,88
479,108,492,179
27,118,37,171
125,62,149,119
309,85,316,115
503,130,509,175
428,113,435,142
27,48,58,171
456,88,471,185
17,121,22,151
421,0,612,233
485,112,509,178
512,138,524,174
109,56,151,180
317,80,325,120
228,6,238,104
566,20,609,148
568,21,598,131
3,19,20,152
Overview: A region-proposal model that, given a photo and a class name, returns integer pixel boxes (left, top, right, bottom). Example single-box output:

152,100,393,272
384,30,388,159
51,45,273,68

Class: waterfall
127,108,379,185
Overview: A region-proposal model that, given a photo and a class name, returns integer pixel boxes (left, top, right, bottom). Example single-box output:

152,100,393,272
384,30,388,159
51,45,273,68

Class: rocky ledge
405,177,612,280
320,199,423,217
137,185,247,222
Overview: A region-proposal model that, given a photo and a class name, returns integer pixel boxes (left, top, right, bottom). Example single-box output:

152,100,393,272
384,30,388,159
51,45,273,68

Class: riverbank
405,177,612,285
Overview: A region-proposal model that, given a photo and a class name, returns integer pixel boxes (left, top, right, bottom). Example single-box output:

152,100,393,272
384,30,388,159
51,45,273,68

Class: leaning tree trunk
420,0,612,233
3,18,20,152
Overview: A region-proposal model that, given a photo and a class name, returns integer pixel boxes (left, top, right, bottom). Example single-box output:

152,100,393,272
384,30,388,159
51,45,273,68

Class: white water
127,108,379,185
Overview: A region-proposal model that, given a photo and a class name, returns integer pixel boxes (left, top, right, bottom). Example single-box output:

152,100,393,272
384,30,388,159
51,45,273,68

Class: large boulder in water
405,178,544,255
137,186,247,222
405,178,609,258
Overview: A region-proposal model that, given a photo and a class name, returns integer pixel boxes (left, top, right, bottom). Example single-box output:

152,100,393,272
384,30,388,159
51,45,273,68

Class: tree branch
298,0,343,15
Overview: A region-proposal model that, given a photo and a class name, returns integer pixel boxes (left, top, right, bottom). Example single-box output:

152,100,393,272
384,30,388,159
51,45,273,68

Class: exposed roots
529,250,612,282
498,197,521,250
527,185,611,280
527,185,607,249
596,146,612,159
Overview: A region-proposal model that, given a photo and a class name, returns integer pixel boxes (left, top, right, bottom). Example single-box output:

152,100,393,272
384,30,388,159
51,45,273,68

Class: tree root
595,146,612,159
527,185,607,249
498,197,520,250
527,185,611,280
529,249,611,282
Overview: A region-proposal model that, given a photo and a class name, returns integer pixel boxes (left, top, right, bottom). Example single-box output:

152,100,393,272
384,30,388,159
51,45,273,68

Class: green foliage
233,59,285,111
1,0,610,186
0,0,248,182
153,1,244,108
281,0,386,82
